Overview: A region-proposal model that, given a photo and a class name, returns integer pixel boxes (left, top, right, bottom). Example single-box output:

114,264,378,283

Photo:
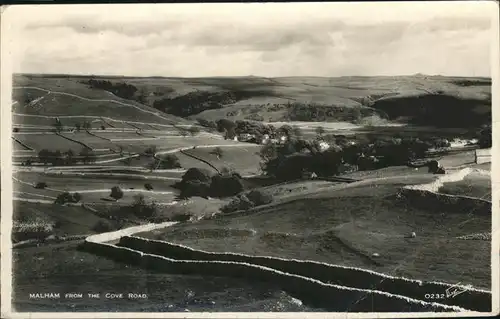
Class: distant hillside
11,74,191,126
13,74,491,128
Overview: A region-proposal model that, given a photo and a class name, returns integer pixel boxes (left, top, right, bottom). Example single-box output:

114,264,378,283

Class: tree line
34,148,97,166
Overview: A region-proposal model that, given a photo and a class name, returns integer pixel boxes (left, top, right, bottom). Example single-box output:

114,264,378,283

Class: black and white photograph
1,2,499,317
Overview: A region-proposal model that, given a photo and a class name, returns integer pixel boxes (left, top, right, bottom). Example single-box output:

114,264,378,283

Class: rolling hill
13,74,491,129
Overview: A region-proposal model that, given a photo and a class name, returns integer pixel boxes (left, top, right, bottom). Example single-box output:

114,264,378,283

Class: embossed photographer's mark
445,282,472,298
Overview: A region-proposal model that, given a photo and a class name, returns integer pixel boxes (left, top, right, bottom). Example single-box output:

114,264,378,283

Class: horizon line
12,72,492,80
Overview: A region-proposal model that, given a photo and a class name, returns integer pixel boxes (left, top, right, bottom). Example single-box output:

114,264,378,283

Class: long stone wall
79,167,492,313
118,235,491,312
81,238,464,312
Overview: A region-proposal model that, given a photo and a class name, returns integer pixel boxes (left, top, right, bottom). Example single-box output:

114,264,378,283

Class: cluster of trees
221,189,274,214
370,94,491,128
54,192,81,205
152,91,238,117
478,124,492,148
148,154,182,170
259,135,446,181
107,186,160,220
287,102,374,123
52,119,94,133
174,168,246,199
84,79,139,100
37,148,97,166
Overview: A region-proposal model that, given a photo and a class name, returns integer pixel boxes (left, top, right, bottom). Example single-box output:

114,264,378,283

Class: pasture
181,145,263,176
139,173,490,289
12,241,299,312
14,133,84,152
13,202,120,237
439,171,491,200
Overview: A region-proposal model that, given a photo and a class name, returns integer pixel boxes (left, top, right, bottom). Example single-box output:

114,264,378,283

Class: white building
318,141,330,152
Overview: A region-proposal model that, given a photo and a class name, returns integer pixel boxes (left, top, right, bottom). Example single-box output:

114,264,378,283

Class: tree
479,125,492,149
82,121,92,130
54,120,63,133
72,192,82,203
144,145,157,156
38,149,51,165
209,174,245,197
64,149,75,165
34,182,48,189
292,126,303,137
110,186,124,201
188,125,201,136
150,154,181,170
246,190,273,206
180,168,213,185
278,125,294,138
80,148,97,164
352,107,362,123
131,194,158,219
211,147,224,159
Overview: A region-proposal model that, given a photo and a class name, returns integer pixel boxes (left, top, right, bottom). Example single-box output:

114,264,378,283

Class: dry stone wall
118,235,491,312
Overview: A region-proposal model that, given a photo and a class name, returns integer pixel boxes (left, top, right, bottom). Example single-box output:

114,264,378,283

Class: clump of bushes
144,145,157,156
110,186,124,201
34,182,48,189
175,167,248,199
245,189,273,206
180,180,211,199
221,190,274,214
209,174,245,197
131,194,159,219
144,183,154,190
149,154,182,170
54,192,82,205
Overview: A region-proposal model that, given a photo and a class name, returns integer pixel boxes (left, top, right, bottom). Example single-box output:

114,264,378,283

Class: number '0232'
424,293,446,299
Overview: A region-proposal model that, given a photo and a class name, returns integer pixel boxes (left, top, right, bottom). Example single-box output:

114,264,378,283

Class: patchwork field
10,73,492,313
13,171,179,206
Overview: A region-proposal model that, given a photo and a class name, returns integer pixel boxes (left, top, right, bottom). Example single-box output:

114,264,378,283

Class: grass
12,75,191,126
13,171,179,206
13,242,301,312
13,202,116,236
182,145,263,176
439,172,491,200
14,133,84,152
140,175,491,289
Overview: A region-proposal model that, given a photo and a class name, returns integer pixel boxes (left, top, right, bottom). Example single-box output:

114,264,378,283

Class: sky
4,1,497,77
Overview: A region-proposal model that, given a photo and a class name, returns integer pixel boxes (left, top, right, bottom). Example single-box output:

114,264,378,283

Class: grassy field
139,173,490,289
14,133,84,152
13,202,117,236
12,242,307,312
181,145,263,176
439,172,491,200
13,171,179,205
